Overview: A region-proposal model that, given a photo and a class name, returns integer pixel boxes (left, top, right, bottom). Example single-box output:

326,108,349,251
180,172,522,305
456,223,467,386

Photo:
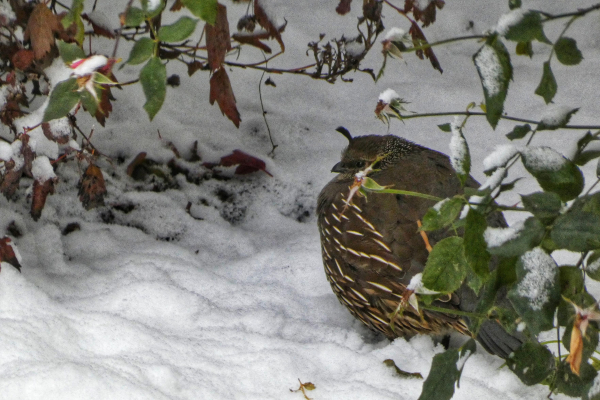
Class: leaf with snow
182,0,217,24
535,61,557,104
485,217,545,258
586,252,600,282
498,10,550,44
483,144,519,173
506,342,554,385
449,122,470,186
537,106,578,131
552,207,600,252
521,146,584,201
473,37,512,129
254,0,285,51
421,197,464,231
405,0,445,28
31,156,58,222
209,68,241,128
508,247,560,335
422,236,468,294
140,56,166,121
418,339,476,400
554,37,583,66
57,40,86,64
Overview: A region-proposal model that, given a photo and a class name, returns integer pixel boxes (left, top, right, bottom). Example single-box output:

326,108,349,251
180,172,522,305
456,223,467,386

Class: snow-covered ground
1,0,600,399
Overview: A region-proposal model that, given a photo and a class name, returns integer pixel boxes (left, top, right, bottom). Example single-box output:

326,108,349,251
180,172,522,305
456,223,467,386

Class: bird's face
331,135,415,179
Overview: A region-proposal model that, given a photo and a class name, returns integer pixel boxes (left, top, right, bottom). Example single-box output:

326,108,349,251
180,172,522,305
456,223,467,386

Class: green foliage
535,61,557,104
463,209,490,293
418,340,476,400
503,11,550,44
43,78,80,122
126,37,155,65
506,342,555,385
555,37,583,66
181,0,218,24
420,197,463,231
158,17,198,43
57,40,86,63
473,36,512,129
140,56,167,120
422,237,468,293
506,124,531,140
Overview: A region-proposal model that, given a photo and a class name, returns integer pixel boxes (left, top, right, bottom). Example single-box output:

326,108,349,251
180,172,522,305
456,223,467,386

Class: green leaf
554,37,583,66
552,210,600,252
586,251,600,281
521,147,584,201
126,37,155,65
555,361,597,397
125,7,145,27
421,197,464,231
141,0,165,18
158,16,198,43
473,36,512,129
181,0,217,24
464,209,490,293
487,217,545,258
515,41,532,57
506,342,554,385
57,40,86,64
503,11,550,44
508,247,560,335
574,150,600,166
418,340,476,400
535,61,557,104
450,124,471,186
140,57,167,120
521,191,562,223
422,237,468,293
506,124,531,140
62,0,85,44
437,123,451,132
508,0,521,10
79,89,98,116
43,78,80,122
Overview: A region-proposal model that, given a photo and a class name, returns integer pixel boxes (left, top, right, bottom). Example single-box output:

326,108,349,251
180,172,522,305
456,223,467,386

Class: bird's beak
331,162,345,173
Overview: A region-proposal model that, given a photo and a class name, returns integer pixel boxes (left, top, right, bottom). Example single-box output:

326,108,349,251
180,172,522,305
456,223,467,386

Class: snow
515,247,557,311
521,146,567,172
484,219,525,248
480,167,506,191
450,119,469,176
0,1,596,399
407,273,439,295
0,141,12,161
589,371,600,398
31,156,56,182
539,105,578,129
384,27,406,41
473,44,504,97
70,55,109,77
345,40,365,57
456,350,472,371
482,144,519,172
495,9,527,36
379,88,400,104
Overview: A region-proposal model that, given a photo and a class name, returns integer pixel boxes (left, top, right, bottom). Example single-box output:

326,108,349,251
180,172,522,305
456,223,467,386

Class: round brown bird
317,127,522,358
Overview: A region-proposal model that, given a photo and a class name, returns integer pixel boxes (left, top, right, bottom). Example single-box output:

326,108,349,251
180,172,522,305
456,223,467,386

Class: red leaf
405,0,444,27
209,67,241,128
205,3,231,71
82,13,116,38
24,3,64,60
232,33,272,53
409,21,442,73
31,176,56,221
78,163,107,210
0,236,22,272
41,121,71,144
336,0,352,15
11,49,35,70
254,0,285,51
204,150,272,177
0,159,22,198
187,60,205,76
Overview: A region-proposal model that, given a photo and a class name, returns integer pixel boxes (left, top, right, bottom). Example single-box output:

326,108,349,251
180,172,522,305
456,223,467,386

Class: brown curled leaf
31,176,57,221
254,0,285,51
0,236,22,272
78,163,107,210
206,3,231,71
24,3,63,59
209,68,240,128
203,149,272,177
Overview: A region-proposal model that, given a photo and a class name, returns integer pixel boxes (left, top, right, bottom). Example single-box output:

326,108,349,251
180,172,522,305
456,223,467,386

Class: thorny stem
402,35,487,53
112,0,136,59
258,59,277,157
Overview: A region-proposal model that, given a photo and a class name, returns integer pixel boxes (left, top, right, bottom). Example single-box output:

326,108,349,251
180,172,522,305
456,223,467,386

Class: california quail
317,128,523,358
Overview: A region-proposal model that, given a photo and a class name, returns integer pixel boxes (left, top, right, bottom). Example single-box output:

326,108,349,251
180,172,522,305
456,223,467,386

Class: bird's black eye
354,160,366,168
